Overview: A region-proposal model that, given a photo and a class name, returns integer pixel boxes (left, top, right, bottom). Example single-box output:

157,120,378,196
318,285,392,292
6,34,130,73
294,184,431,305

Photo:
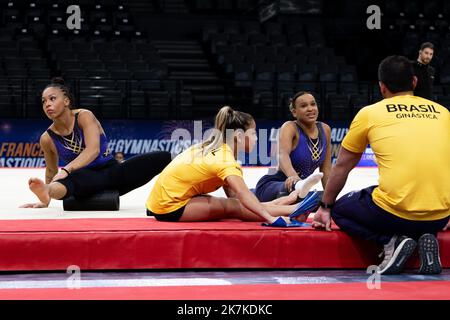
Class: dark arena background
0,0,449,313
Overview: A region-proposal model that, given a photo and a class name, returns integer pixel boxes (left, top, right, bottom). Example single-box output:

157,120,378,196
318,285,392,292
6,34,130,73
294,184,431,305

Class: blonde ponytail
199,106,254,156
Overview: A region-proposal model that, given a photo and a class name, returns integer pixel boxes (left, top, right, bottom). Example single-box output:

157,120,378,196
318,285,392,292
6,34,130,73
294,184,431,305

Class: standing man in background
412,42,435,100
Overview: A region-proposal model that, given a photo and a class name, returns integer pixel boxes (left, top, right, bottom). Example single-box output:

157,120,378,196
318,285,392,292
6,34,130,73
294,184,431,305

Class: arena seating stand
0,0,449,120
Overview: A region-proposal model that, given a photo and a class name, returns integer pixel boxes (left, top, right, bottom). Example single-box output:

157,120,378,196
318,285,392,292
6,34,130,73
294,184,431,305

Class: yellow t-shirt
342,95,450,221
146,143,243,214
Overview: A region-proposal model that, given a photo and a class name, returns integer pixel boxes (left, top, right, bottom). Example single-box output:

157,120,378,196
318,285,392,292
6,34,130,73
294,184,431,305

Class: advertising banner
0,119,376,168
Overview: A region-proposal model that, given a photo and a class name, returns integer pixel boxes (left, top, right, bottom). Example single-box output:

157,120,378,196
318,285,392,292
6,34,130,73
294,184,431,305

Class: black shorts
146,206,186,222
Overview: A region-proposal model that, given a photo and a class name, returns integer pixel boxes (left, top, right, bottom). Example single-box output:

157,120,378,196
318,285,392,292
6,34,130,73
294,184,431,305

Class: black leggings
56,151,172,199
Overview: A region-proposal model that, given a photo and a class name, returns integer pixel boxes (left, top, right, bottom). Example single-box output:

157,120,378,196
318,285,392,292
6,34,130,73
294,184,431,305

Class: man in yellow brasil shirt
312,55,450,275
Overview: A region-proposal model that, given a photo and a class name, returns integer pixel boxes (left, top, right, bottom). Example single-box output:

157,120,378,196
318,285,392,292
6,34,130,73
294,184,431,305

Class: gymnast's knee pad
63,190,120,211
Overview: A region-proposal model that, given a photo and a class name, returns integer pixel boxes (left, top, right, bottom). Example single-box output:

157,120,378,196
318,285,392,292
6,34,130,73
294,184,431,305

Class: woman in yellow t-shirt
146,106,310,224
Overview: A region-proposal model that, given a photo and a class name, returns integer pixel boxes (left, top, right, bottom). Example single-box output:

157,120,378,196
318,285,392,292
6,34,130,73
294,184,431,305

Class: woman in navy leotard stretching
254,91,332,202
21,78,171,208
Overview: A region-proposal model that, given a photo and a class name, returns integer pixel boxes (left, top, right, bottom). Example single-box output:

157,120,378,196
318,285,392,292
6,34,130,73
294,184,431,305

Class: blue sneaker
289,190,323,218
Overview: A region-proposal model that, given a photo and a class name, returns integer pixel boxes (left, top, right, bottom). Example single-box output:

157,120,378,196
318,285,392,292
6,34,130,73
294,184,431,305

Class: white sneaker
294,172,323,198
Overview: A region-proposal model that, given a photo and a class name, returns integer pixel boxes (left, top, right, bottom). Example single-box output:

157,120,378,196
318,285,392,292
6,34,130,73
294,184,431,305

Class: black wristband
319,201,334,210
61,168,71,175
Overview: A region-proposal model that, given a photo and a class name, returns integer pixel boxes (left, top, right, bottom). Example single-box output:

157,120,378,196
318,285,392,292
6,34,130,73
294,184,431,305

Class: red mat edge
0,218,448,271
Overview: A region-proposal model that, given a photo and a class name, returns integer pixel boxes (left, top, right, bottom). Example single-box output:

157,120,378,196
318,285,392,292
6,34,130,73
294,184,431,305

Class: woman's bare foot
19,202,49,208
28,178,50,206
269,190,301,205
283,190,301,205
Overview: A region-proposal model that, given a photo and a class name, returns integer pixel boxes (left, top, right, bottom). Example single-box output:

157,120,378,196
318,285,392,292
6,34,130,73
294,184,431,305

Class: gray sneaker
418,233,442,275
378,235,417,275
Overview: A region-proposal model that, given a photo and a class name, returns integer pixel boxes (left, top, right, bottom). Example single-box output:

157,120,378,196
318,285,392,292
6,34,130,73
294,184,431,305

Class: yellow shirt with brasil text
342,95,450,221
146,143,243,214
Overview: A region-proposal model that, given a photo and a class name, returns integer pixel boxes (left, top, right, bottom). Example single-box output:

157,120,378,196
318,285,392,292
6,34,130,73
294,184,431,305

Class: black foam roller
63,190,120,211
